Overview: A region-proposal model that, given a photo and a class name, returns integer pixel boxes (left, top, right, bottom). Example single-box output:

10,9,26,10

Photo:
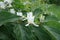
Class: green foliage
46,0,60,5
0,0,60,40
0,10,20,26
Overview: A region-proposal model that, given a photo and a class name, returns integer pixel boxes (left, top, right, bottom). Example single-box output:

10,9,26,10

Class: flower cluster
40,14,45,23
10,10,45,27
25,12,39,27
0,0,45,27
0,0,13,9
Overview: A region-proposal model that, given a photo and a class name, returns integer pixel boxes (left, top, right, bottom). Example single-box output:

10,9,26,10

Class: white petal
27,12,34,23
25,23,30,26
0,2,6,9
32,22,39,27
10,9,15,14
40,14,45,22
27,12,33,17
4,0,13,4
23,18,27,21
7,4,12,7
17,12,23,16
26,12,39,27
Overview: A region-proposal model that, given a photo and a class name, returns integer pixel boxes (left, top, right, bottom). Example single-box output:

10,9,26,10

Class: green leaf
0,23,16,40
43,21,60,40
13,23,52,40
48,5,60,20
45,14,59,22
0,10,20,26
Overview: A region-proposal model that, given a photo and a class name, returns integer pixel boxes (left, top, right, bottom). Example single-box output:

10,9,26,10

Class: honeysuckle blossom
40,14,45,23
0,2,6,9
16,12,26,21
7,3,12,7
4,0,13,4
10,9,15,14
25,12,39,27
4,0,13,7
17,12,23,16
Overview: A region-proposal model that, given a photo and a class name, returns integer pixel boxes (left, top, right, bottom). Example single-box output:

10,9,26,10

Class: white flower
17,12,23,16
25,12,39,27
17,12,25,18
16,12,25,21
7,4,12,7
0,2,6,9
4,0,13,4
40,14,45,23
4,0,13,7
10,9,15,14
